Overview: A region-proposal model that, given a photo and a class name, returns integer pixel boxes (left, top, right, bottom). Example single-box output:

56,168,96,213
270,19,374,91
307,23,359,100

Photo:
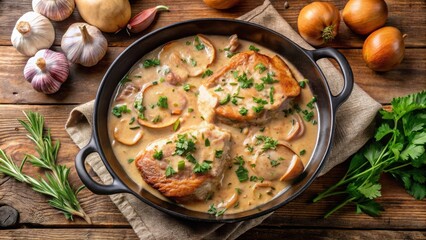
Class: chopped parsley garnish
254,63,267,73
202,69,213,78
207,204,226,217
256,135,279,151
214,87,223,92
143,58,160,68
205,138,210,147
302,109,314,122
174,134,196,156
157,96,168,109
235,165,249,182
188,108,194,113
246,144,254,153
127,158,134,164
193,161,212,174
307,96,317,109
183,84,191,92
177,160,185,171
185,41,191,45
269,87,275,104
250,175,259,182
153,149,163,160
252,105,264,113
300,149,306,156
249,45,260,52
255,83,265,91
112,104,131,118
165,165,176,177
253,97,268,105
129,117,135,124
152,81,158,85
186,154,197,164
237,72,254,89
215,150,223,158
152,115,162,123
261,72,279,84
190,58,197,67
298,80,307,88
129,126,140,130
134,99,147,120
194,36,205,51
235,188,242,195
239,107,248,116
234,155,249,182
226,52,236,58
219,94,231,105
269,157,283,167
173,119,180,132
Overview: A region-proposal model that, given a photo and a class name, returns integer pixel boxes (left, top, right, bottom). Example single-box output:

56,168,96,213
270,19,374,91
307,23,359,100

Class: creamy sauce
108,35,318,215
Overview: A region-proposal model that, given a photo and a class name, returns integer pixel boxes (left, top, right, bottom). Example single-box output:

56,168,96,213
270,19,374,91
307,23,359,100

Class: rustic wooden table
0,0,425,239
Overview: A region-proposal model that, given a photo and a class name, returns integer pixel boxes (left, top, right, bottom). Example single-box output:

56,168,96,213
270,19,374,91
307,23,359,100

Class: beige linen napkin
65,1,381,239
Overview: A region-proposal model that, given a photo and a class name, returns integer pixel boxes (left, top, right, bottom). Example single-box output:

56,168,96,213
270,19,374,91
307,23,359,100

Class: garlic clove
11,12,55,56
32,0,75,21
61,23,108,67
24,49,69,94
127,5,169,34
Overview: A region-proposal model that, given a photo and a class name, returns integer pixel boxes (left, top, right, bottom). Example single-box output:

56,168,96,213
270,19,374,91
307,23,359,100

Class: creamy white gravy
107,35,318,214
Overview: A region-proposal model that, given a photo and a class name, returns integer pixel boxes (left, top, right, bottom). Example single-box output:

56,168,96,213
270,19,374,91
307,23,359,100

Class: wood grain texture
0,228,424,240
0,105,425,229
0,0,424,48
0,47,424,105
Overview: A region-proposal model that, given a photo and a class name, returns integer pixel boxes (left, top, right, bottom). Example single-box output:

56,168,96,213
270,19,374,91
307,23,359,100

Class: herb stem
324,197,356,219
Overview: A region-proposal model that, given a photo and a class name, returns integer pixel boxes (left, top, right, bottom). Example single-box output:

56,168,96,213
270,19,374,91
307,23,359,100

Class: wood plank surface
0,105,425,229
0,0,424,48
0,228,425,240
1,46,425,105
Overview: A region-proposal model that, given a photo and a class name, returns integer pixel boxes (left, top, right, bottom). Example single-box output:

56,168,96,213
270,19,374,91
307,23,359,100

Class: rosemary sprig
0,111,91,223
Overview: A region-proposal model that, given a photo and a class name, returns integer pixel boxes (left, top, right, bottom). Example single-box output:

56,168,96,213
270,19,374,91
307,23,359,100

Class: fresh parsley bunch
314,91,426,218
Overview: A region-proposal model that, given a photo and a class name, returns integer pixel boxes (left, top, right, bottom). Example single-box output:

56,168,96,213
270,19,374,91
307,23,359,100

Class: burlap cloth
65,1,381,239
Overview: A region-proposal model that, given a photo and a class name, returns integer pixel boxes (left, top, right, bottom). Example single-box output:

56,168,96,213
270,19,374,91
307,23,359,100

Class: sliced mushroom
250,143,302,181
116,83,140,102
137,83,188,128
158,34,216,80
226,34,239,53
285,113,305,141
279,155,304,181
217,193,239,209
113,118,143,145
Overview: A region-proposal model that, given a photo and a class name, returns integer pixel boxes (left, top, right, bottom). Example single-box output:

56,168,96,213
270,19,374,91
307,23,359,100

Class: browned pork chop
198,51,300,124
135,124,231,202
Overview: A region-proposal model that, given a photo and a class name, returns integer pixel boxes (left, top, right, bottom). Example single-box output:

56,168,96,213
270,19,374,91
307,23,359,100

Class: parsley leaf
174,134,196,156
193,161,212,174
249,45,260,52
255,63,267,73
143,59,160,68
237,72,254,89
112,104,131,118
165,165,176,178
153,149,163,160
313,91,426,218
202,69,213,78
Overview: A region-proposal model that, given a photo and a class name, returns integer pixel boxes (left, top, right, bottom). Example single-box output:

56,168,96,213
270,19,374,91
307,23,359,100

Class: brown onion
343,0,388,35
203,0,240,9
297,2,340,46
362,26,406,72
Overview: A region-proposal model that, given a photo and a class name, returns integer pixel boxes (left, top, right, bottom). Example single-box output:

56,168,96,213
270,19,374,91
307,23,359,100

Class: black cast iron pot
75,19,353,223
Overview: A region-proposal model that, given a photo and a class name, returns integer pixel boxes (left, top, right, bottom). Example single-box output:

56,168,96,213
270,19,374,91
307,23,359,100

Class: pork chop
198,51,300,124
135,124,232,202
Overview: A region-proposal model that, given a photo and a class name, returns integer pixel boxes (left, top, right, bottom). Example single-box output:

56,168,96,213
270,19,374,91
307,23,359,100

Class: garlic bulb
11,12,55,56
24,49,69,94
61,23,107,67
32,0,75,21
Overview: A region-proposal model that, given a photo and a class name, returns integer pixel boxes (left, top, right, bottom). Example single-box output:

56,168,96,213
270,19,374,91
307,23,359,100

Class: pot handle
306,47,354,112
75,137,129,195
